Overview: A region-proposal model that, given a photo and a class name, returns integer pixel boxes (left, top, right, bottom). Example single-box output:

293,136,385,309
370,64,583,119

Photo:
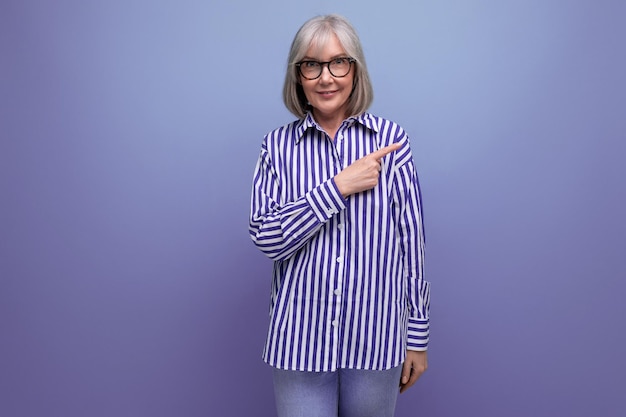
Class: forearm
250,177,346,261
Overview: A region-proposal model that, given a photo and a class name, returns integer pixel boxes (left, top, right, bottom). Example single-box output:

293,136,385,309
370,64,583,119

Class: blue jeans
272,366,402,417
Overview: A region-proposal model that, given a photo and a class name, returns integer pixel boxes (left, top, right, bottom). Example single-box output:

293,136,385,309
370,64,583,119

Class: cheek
334,75,353,95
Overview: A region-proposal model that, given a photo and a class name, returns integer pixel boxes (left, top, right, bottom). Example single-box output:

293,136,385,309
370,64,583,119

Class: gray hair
282,14,374,119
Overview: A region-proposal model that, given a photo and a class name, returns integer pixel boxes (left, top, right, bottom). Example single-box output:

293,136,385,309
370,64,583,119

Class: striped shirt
249,112,430,372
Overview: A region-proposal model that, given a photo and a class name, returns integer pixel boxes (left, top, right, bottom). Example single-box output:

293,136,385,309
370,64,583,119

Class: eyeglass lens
299,58,352,79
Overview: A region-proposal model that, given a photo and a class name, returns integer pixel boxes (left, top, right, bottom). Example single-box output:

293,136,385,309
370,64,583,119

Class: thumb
401,360,412,384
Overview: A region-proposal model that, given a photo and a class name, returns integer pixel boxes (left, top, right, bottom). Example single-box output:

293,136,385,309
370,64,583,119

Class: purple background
1,1,624,416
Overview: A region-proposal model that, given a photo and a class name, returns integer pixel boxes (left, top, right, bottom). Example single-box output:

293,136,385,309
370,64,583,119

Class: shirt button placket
334,256,343,298
330,253,342,368
331,212,347,367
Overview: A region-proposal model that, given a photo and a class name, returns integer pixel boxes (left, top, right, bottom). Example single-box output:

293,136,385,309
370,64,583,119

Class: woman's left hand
399,350,428,393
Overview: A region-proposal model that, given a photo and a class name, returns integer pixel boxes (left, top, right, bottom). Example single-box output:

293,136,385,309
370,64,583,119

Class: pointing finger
369,142,402,160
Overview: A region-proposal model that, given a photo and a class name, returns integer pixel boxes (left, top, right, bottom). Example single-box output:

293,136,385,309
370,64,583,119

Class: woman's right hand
334,142,401,198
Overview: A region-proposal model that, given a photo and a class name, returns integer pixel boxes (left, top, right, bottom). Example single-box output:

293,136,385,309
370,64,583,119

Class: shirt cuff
305,178,347,222
407,317,429,351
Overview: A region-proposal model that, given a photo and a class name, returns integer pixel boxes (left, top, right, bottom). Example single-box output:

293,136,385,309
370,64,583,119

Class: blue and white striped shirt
249,112,430,372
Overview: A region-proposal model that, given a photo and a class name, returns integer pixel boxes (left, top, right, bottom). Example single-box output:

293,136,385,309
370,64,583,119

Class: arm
394,137,431,390
250,141,402,261
249,143,346,261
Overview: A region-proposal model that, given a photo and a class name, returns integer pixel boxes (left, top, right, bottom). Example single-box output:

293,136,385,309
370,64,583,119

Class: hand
334,142,401,198
399,350,428,394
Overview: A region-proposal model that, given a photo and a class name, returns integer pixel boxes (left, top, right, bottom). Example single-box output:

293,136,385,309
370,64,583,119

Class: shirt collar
294,112,379,143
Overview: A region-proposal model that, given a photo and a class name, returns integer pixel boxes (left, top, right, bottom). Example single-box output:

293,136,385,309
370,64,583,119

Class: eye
333,58,348,65
303,61,320,68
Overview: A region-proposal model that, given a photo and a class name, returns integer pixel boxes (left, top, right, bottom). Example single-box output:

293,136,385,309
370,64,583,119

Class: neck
313,110,347,140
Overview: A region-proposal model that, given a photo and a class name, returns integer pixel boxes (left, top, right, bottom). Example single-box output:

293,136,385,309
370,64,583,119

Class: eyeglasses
295,57,356,80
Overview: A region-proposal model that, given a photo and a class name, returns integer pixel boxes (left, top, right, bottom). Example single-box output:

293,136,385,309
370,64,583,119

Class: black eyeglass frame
295,57,356,80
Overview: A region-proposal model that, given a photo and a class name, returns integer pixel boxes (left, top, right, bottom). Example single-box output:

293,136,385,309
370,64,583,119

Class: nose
319,64,333,82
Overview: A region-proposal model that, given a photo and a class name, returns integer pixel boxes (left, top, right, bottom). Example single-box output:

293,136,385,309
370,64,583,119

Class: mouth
317,90,339,99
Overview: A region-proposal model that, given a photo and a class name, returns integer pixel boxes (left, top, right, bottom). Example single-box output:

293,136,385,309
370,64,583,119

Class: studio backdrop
1,1,624,416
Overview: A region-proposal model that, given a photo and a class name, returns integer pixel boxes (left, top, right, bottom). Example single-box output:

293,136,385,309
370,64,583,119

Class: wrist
333,175,350,198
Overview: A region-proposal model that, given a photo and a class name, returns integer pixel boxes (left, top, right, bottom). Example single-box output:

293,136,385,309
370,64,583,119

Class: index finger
369,142,402,160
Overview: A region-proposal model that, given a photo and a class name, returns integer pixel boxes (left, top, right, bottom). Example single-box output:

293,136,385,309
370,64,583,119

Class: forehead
305,32,347,59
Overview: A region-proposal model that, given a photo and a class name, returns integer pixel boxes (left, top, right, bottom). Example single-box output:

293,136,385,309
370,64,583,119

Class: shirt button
337,224,344,230
334,288,341,296
336,256,343,263
332,320,338,327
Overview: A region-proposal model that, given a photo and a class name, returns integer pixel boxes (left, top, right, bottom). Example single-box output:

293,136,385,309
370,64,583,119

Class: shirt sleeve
394,136,431,351
249,142,347,261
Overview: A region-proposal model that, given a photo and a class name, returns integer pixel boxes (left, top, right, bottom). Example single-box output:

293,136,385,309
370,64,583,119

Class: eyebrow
301,54,349,61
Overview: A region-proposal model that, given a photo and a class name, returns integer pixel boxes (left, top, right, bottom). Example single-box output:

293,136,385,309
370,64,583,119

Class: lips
318,90,339,96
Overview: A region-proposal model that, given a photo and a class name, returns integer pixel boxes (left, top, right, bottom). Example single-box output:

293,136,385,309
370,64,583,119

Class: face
299,34,355,124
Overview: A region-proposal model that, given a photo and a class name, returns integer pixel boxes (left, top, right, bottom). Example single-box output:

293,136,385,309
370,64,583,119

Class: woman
249,14,430,417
